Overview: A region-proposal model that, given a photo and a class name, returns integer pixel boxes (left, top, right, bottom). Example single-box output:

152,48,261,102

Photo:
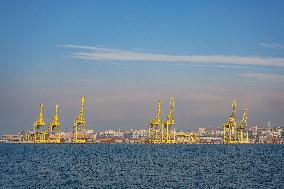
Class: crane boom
34,103,45,129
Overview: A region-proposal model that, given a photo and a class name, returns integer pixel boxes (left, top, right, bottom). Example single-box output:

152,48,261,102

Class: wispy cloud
61,44,284,67
259,42,283,49
239,72,284,82
170,63,247,69
63,79,104,83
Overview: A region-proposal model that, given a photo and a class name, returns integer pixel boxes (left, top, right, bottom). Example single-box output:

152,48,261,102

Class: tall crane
49,104,61,143
33,104,47,143
163,97,176,144
73,96,87,143
237,108,249,144
223,100,237,144
148,100,161,143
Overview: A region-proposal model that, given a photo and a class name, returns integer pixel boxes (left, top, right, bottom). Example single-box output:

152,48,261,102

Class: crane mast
163,97,176,144
49,104,61,143
223,100,237,144
33,104,47,143
148,100,161,143
73,96,87,143
34,104,45,129
237,108,249,144
155,100,161,123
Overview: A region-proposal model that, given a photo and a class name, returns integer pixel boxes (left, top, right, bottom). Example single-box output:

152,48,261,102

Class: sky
0,0,284,135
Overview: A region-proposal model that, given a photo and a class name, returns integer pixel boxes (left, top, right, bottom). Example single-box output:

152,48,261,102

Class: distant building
87,130,94,134
251,125,258,136
198,128,206,135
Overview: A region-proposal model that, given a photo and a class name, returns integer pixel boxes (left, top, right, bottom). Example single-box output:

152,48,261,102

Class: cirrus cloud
259,42,283,49
239,72,284,82
61,44,284,67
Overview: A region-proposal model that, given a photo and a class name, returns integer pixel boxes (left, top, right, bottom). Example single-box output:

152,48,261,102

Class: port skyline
1,1,284,188
1,0,284,138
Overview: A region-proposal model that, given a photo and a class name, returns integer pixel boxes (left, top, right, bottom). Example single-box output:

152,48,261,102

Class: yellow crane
237,108,249,144
176,132,197,144
148,100,161,143
73,96,87,143
25,131,32,142
33,104,47,143
18,132,23,142
189,132,198,144
223,100,237,144
49,104,61,143
163,97,176,144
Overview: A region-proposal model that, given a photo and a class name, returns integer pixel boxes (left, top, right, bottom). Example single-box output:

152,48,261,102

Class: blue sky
0,0,284,134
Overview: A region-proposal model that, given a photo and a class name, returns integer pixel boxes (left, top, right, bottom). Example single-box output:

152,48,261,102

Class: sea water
0,144,283,188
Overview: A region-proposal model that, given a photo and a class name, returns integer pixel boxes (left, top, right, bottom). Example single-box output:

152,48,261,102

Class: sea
0,144,283,189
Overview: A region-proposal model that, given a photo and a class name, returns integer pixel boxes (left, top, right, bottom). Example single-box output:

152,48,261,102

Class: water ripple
0,144,283,188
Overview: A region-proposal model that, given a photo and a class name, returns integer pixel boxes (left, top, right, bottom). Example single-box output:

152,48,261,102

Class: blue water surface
0,144,283,189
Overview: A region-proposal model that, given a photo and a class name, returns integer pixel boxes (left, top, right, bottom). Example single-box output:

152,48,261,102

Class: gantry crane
73,96,87,143
49,104,61,143
148,100,162,143
33,104,47,143
237,108,249,144
163,97,176,144
223,100,237,144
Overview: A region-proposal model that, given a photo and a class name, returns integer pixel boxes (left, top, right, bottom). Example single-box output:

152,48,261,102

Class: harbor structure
49,104,61,143
73,96,87,143
33,104,48,143
148,97,176,144
223,100,249,144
